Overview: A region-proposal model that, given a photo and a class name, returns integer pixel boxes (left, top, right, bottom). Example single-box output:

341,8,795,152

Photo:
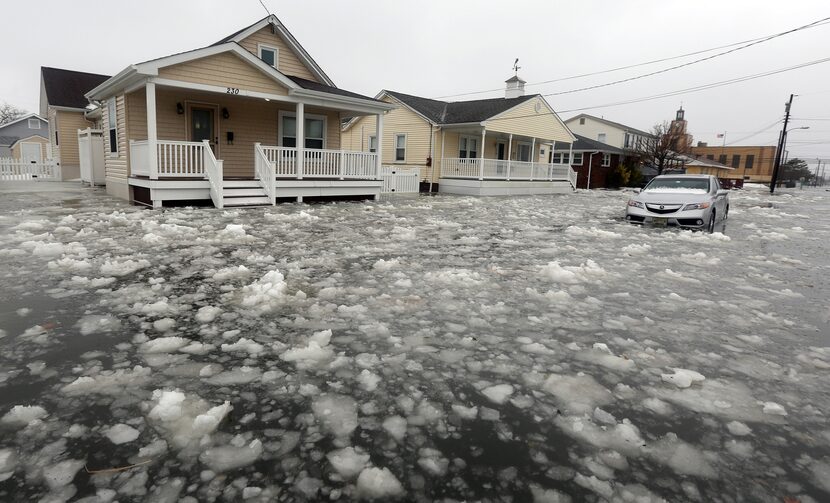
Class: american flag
716,133,724,138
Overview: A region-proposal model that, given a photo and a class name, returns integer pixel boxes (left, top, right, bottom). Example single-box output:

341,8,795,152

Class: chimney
505,75,526,99
697,141,708,147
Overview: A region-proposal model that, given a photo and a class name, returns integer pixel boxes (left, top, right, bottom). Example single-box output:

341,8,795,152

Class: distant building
668,107,693,153
552,134,623,189
689,144,777,183
564,113,656,151
0,113,48,159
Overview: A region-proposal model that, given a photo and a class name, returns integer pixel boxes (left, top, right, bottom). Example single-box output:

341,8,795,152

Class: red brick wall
572,153,621,189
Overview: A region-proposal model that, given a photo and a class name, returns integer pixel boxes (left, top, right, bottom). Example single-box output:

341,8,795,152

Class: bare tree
625,121,693,176
0,102,28,126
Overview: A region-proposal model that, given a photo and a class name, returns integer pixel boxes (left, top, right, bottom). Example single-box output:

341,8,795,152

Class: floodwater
0,182,828,502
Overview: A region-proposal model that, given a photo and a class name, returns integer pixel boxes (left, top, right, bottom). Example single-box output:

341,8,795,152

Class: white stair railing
254,143,276,205
202,140,224,209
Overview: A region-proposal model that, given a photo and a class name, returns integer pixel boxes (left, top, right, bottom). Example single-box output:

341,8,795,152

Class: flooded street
1,182,829,502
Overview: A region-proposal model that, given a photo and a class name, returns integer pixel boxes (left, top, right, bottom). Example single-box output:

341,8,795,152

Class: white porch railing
260,146,378,180
254,143,276,205
0,158,61,181
441,157,576,185
203,140,224,209
129,140,206,178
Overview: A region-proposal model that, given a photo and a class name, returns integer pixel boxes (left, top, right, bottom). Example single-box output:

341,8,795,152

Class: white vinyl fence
381,167,420,194
0,158,61,181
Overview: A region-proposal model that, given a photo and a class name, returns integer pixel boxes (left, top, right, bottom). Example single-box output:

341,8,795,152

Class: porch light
176,102,184,115
222,108,230,119
264,98,271,102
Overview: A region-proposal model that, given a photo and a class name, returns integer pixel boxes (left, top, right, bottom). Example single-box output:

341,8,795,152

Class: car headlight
627,200,644,209
682,202,710,211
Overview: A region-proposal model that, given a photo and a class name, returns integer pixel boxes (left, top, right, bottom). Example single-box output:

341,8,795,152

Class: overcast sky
3,0,828,164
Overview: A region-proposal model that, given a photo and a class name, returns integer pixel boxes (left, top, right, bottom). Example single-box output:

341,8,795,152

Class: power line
434,16,830,100
725,119,783,145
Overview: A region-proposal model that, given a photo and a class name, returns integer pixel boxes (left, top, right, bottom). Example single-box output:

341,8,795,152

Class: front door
190,107,216,152
496,142,506,160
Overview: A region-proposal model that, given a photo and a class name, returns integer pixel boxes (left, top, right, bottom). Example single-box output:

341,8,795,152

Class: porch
436,128,577,195
122,78,390,208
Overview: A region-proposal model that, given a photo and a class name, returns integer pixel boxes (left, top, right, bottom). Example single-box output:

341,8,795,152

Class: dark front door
191,108,215,151
497,142,506,160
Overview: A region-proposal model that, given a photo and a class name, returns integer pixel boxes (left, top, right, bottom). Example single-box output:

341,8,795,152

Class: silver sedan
625,174,729,232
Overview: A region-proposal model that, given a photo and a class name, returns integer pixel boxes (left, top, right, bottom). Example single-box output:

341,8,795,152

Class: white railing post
375,113,384,180
568,142,573,183
339,149,345,180
550,140,557,180
507,133,513,181
479,129,486,180
146,82,159,180
296,102,304,180
530,138,536,181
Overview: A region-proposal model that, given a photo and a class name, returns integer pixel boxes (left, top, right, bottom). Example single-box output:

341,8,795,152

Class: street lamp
782,127,810,164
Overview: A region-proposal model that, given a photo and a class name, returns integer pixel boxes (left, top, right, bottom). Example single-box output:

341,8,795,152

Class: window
54,130,59,146
28,118,40,129
706,154,714,160
731,154,741,168
579,117,585,125
107,98,117,154
718,154,727,165
258,44,279,69
552,152,562,163
517,142,531,162
602,153,611,167
368,135,377,153
745,154,755,170
572,152,583,165
280,112,326,149
597,133,606,144
395,134,406,161
458,136,478,159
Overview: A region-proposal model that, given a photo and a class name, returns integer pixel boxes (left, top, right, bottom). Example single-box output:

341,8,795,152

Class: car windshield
644,177,709,193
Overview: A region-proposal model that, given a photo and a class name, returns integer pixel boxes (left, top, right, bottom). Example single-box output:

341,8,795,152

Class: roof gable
566,113,654,138
155,50,293,96
555,134,624,153
212,15,334,86
41,67,110,109
0,113,47,130
382,91,540,125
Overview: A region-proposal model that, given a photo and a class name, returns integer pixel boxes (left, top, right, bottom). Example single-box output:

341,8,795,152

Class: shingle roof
42,67,110,109
0,135,19,147
566,113,655,138
212,16,268,46
384,90,536,125
286,75,383,103
554,134,623,153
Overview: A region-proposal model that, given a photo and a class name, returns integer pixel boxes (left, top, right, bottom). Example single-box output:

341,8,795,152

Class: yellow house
84,15,394,208
342,76,577,195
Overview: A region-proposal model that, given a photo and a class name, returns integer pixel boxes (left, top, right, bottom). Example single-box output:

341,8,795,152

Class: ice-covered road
0,183,829,502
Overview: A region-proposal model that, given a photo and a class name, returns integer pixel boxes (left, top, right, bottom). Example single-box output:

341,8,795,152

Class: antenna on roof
258,0,272,17
513,58,521,76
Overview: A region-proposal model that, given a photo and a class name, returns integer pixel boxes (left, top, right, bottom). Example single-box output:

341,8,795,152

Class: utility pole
770,94,794,194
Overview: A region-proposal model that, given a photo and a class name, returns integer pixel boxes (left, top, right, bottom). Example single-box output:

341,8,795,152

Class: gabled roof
554,134,624,153
41,67,110,110
566,113,655,138
383,90,536,125
0,135,19,146
0,113,47,130
9,135,48,148
211,14,335,87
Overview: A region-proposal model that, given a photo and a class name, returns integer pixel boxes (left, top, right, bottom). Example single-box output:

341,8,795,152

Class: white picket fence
381,167,420,194
0,158,61,181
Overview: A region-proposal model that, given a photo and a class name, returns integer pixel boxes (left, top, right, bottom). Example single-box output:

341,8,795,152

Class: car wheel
707,211,716,233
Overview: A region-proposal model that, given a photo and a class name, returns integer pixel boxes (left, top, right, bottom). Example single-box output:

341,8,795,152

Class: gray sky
3,0,828,164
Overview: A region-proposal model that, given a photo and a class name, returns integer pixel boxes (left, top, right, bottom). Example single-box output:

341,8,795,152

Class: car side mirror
633,188,641,194
717,189,728,196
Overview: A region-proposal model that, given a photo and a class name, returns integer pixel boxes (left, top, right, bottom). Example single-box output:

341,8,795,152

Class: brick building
553,134,623,189
688,144,777,183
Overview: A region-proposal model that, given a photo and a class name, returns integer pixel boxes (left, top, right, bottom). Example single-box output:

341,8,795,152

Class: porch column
568,142,574,182
530,138,536,181
440,129,445,182
146,82,158,180
479,129,486,180
507,133,513,180
296,102,304,180
375,112,384,179
550,140,557,180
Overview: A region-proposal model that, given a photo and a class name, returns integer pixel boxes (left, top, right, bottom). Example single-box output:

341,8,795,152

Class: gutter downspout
428,124,434,193
587,151,599,190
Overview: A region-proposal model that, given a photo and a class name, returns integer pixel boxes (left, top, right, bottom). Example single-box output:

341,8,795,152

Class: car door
712,177,726,217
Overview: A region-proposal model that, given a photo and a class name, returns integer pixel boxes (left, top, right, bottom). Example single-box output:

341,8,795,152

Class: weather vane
513,58,521,76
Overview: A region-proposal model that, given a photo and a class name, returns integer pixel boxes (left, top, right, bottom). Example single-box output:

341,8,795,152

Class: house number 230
226,87,240,94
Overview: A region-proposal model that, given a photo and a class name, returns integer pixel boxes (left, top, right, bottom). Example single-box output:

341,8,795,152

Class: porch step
224,179,261,188
224,188,268,197
222,195,271,207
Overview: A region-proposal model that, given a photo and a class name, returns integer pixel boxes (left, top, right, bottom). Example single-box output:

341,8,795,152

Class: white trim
221,15,335,86
257,43,280,70
8,135,47,148
107,98,118,157
27,118,41,130
601,153,611,167
488,95,576,143
572,152,584,165
290,88,395,112
0,113,46,130
278,110,327,149
368,134,377,153
394,133,407,162
19,141,44,162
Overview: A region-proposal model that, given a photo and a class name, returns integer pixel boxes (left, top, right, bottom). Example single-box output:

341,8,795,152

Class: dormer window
258,44,279,69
